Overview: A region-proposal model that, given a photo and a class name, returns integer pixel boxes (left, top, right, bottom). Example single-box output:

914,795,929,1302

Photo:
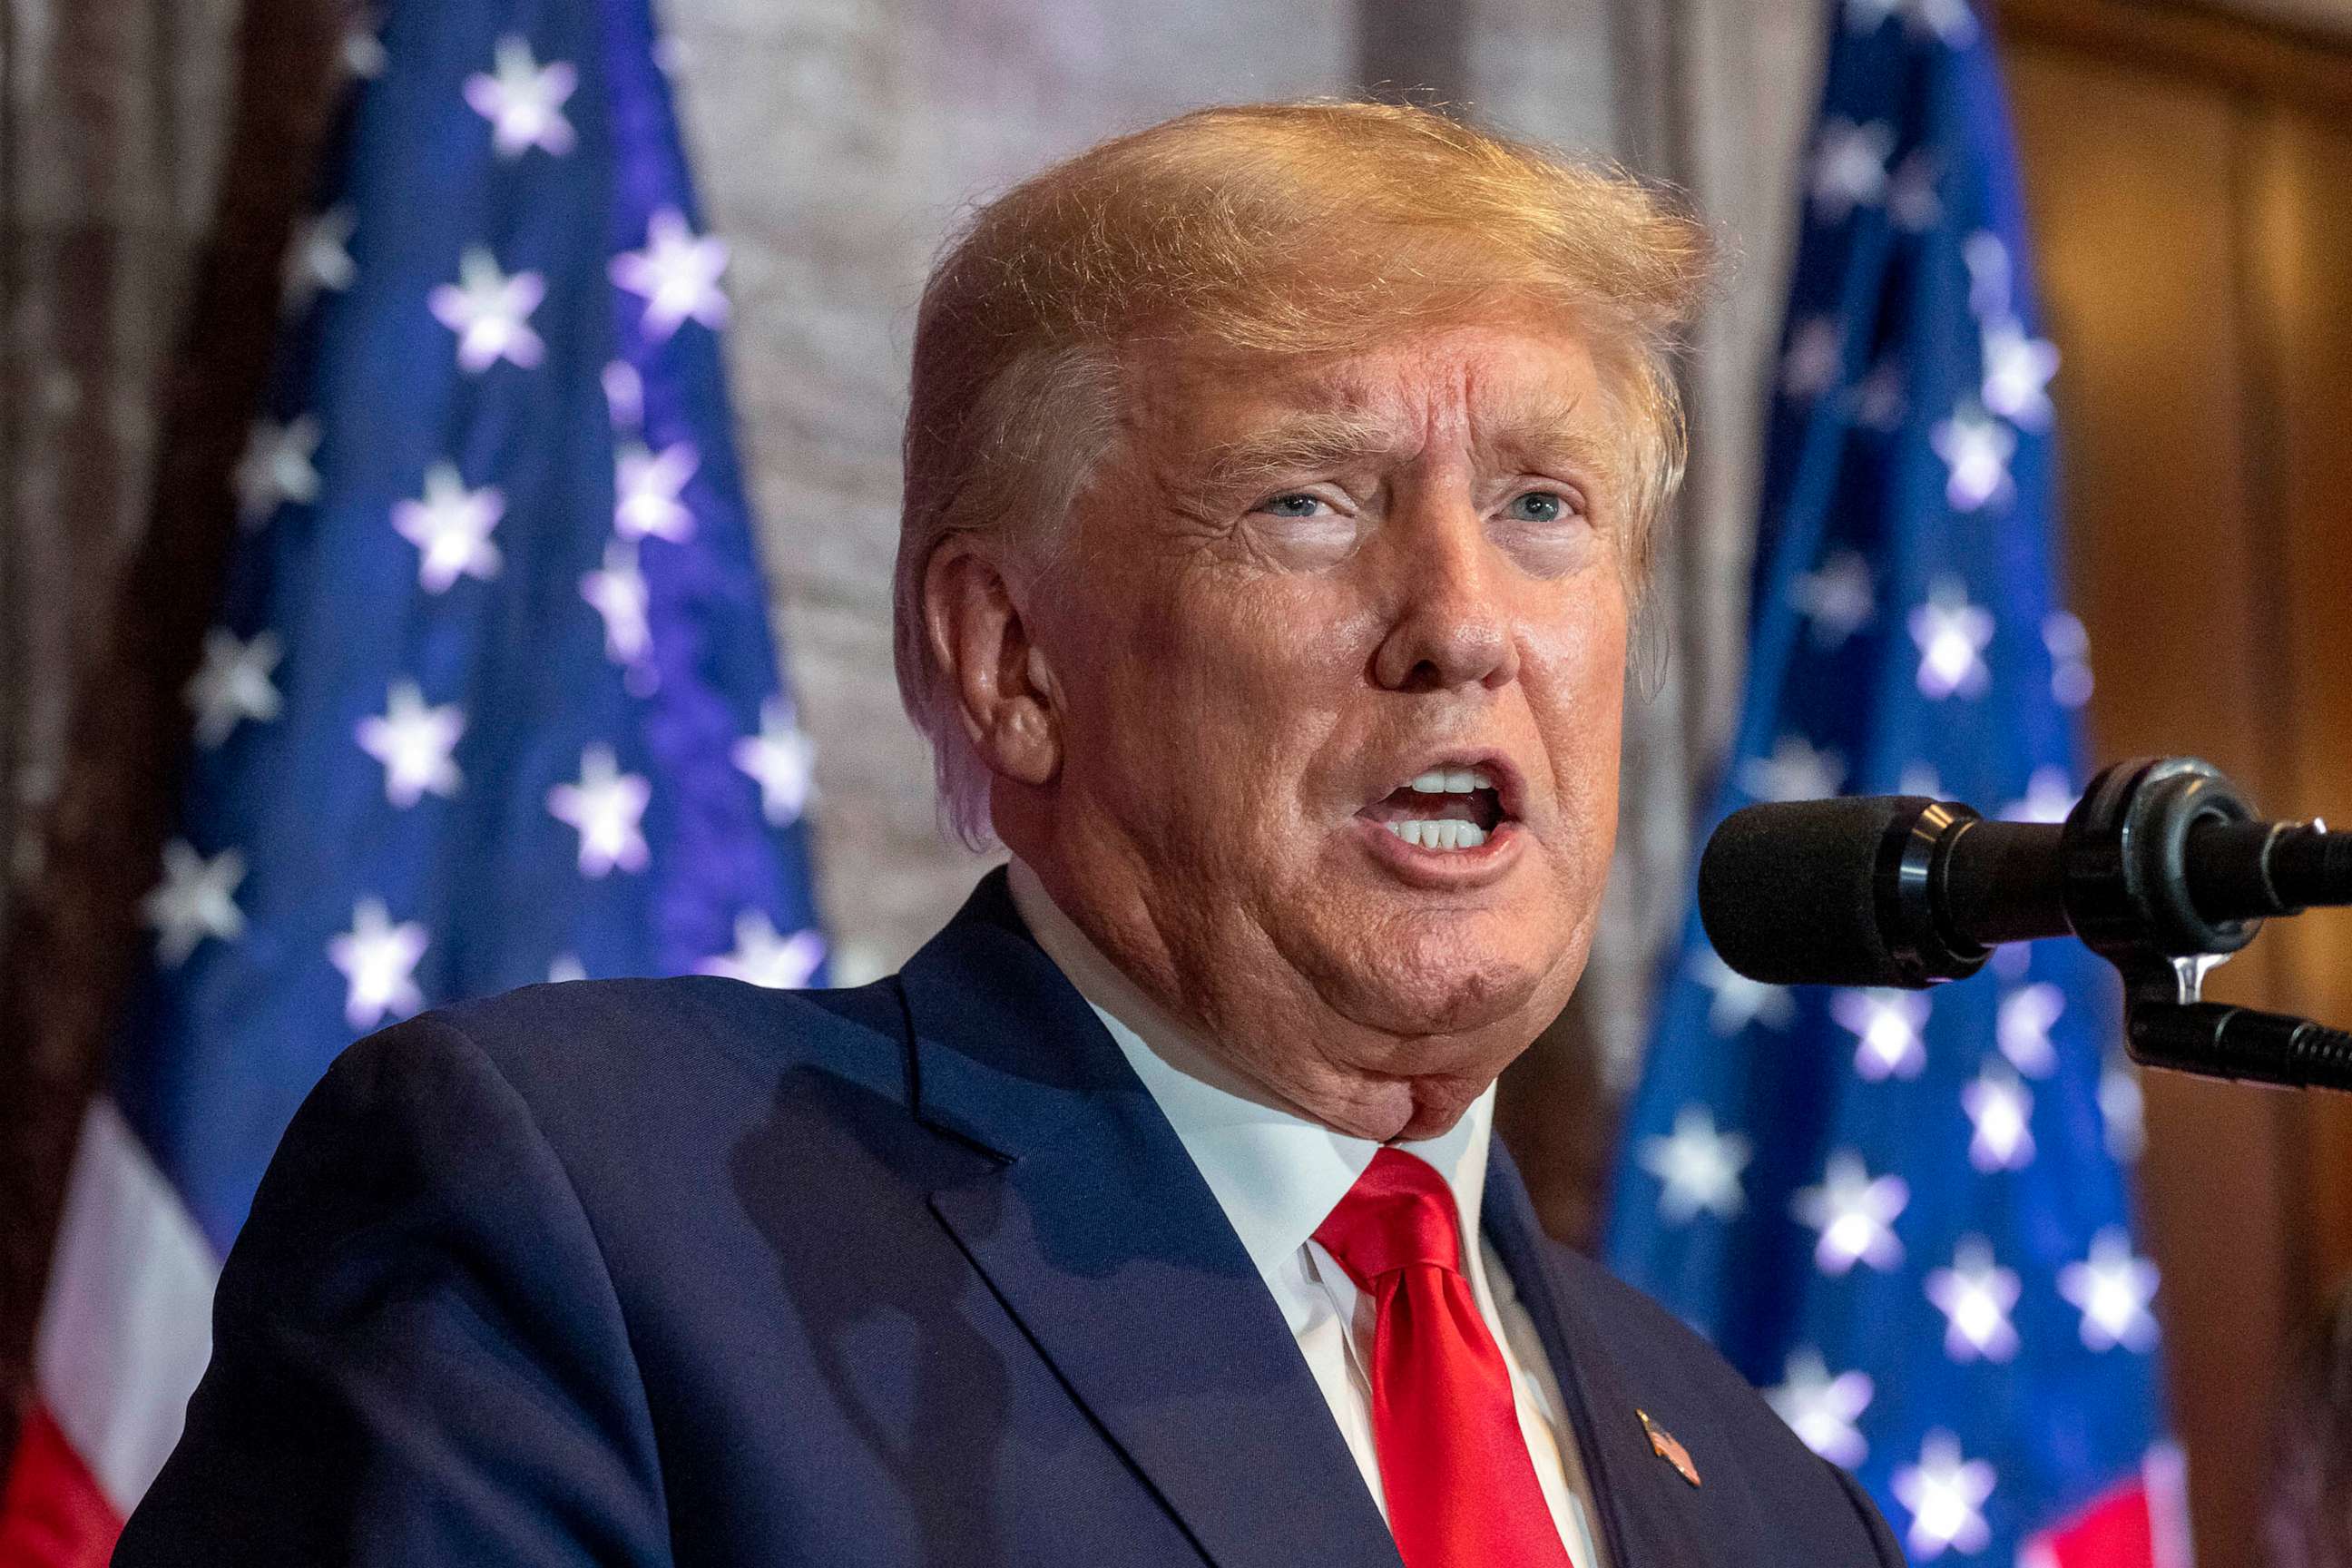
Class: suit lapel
902,873,1401,1568
1483,1144,1725,1568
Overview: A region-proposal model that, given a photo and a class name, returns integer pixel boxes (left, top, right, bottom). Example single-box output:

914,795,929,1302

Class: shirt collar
1006,858,1495,1280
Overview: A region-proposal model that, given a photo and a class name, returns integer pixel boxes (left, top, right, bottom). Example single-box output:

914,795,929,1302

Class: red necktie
1313,1147,1576,1568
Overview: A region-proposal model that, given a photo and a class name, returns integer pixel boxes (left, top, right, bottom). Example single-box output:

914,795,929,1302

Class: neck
1004,855,1494,1141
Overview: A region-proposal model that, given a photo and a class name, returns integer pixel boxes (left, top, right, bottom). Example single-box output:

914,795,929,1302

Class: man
119,103,1901,1565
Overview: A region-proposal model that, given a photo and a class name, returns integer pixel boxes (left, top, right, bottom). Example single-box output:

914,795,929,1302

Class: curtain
0,0,342,1468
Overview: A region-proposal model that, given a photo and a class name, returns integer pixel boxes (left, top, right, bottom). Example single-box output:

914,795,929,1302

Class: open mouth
1357,763,1513,852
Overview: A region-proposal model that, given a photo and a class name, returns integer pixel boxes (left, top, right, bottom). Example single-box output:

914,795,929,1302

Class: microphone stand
2063,757,2352,1091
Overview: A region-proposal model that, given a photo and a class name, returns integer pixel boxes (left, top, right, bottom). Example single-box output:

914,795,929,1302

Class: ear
921,538,1061,789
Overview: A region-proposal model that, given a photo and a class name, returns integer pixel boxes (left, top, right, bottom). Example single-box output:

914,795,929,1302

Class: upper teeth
1407,767,1495,795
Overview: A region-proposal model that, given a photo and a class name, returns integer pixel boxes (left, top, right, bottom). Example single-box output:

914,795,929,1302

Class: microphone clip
2070,757,2352,1092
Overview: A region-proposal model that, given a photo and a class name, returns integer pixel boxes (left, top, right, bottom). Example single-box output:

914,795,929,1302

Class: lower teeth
1384,819,1487,851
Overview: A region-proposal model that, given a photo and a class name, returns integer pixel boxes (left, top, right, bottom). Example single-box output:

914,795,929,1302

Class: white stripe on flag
33,1098,222,1514
2147,1442,2194,1568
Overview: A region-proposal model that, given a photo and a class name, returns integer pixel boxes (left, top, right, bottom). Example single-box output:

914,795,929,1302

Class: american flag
0,1,824,1560
1602,4,2182,1563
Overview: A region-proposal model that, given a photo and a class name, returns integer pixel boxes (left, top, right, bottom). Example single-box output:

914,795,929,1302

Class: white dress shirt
1008,862,1609,1568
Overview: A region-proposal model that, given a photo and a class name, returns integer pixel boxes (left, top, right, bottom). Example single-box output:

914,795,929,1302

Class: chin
1308,930,1552,1042
1314,1072,1487,1143
1396,1083,1487,1142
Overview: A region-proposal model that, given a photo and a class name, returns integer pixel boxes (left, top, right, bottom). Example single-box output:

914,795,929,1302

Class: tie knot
1312,1147,1465,1288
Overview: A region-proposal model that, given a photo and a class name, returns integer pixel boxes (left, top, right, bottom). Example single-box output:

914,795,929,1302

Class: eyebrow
1479,391,1616,477
1190,391,1615,499
1193,409,1406,497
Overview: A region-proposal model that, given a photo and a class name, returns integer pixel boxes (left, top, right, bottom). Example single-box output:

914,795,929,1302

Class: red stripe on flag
2028,1475,2157,1568
0,1404,123,1568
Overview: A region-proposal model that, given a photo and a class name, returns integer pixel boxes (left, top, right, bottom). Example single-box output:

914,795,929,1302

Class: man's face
1016,313,1632,1141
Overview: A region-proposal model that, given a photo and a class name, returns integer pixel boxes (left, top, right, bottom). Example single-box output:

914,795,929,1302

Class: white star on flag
1851,360,1908,431
185,627,284,748
1792,1151,1908,1275
1637,1105,1751,1223
1810,118,1896,221
1898,761,1945,799
734,697,817,827
464,35,577,158
391,464,505,593
1963,1065,2036,1171
1832,987,1932,1081
1909,577,1994,700
282,205,358,316
1905,0,1978,45
2059,1227,2161,1352
2102,1058,2146,1161
1790,552,1876,648
1739,732,1846,803
341,10,387,78
356,681,466,807
1982,317,2060,428
548,953,588,984
1997,982,2063,1077
233,415,321,527
547,744,652,877
614,439,700,543
1929,404,2016,513
582,540,652,668
1892,1430,1995,1559
1926,1236,2023,1362
611,207,730,341
2044,610,2095,709
699,911,826,989
328,897,429,1030
1888,152,1943,231
1766,1350,1874,1468
1781,317,1844,399
429,248,546,373
2001,765,2076,824
1691,946,1796,1036
603,360,645,428
1964,231,2013,318
142,840,247,966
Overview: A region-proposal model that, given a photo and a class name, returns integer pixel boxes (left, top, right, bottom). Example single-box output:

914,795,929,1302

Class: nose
1369,494,1521,693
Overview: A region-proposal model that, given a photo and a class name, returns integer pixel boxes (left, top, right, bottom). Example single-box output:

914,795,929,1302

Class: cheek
1071,572,1365,827
1174,588,1359,793
1527,588,1631,822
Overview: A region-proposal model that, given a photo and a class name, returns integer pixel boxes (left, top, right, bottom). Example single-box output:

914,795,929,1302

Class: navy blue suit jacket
119,870,1901,1565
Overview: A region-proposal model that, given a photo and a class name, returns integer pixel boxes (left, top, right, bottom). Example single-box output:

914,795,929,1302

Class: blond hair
893,101,1713,847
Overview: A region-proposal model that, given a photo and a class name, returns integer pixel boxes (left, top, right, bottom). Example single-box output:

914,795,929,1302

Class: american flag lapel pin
1637,1409,1701,1488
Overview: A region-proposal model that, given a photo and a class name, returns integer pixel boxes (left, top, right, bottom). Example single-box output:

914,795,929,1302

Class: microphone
1699,774,2349,989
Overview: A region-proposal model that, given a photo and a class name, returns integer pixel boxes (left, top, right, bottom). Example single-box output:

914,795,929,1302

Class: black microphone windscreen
1699,798,1923,988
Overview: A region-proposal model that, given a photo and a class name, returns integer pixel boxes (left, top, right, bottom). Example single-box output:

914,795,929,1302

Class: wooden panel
1999,0,2352,116
2243,108,2352,1298
2006,45,2298,1568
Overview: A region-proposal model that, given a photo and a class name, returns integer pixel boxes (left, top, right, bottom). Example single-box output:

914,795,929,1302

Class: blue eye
1507,491,1574,524
1258,493,1328,518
